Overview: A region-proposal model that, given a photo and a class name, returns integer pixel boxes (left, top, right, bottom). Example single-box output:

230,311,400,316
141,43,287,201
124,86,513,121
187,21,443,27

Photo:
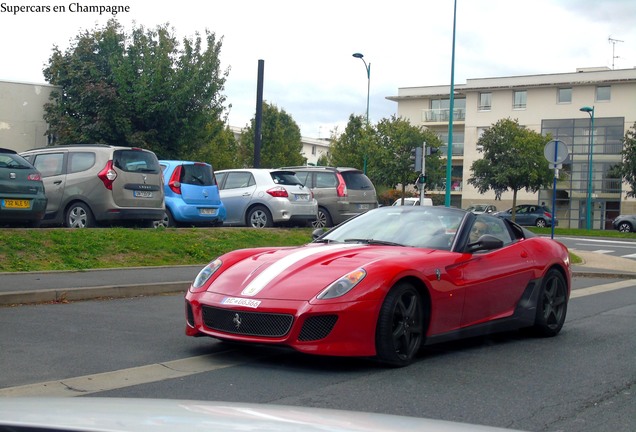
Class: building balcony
421,108,466,123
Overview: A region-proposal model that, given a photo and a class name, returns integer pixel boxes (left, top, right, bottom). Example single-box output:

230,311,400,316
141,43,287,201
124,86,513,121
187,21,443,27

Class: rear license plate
358,204,370,210
2,199,30,209
294,194,309,201
199,208,217,215
133,191,153,198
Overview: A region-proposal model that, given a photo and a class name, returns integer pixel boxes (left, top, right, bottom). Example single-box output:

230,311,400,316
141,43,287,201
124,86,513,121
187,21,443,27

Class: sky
1,0,635,138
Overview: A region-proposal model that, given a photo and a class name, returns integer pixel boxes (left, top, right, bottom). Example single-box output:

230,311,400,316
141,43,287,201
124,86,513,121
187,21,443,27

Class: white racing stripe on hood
241,243,359,297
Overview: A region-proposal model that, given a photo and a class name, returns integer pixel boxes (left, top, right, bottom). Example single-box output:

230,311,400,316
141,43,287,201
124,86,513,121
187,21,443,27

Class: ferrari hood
208,243,431,301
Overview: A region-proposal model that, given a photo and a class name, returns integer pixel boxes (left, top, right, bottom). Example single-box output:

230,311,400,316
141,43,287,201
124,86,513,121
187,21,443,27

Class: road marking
592,249,614,254
0,350,262,398
1,280,634,398
621,253,636,259
570,279,636,298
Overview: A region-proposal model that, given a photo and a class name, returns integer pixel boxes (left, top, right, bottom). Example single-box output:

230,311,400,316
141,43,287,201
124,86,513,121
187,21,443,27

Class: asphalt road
1,276,634,432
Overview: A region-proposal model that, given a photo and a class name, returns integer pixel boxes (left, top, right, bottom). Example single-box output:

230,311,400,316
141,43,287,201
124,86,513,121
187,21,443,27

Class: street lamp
352,52,370,174
580,106,595,230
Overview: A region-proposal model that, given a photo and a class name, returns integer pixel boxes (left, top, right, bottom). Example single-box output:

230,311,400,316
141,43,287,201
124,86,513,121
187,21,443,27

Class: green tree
238,102,305,168
614,122,636,198
468,118,552,221
43,19,229,160
327,115,375,171
372,115,443,199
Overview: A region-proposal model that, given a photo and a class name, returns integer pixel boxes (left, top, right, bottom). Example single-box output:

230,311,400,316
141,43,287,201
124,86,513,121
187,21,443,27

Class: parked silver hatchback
21,144,164,228
215,168,317,228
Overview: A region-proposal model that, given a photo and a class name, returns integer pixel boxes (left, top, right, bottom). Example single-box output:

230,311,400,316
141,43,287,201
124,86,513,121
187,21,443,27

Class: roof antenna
608,36,624,69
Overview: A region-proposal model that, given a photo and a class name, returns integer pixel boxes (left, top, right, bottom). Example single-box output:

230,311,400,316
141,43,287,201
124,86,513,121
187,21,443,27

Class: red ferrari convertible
185,206,571,367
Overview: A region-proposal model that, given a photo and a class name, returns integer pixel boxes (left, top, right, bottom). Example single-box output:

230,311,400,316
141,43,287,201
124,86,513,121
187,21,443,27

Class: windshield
318,206,467,250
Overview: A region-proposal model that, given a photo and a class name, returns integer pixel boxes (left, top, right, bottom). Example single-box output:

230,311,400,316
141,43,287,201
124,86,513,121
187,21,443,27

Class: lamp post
580,106,595,230
352,52,370,174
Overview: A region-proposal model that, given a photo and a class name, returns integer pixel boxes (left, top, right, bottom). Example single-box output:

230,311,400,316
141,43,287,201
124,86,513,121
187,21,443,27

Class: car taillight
27,173,41,181
266,186,289,198
336,172,347,197
544,212,552,218
97,160,117,190
169,165,183,194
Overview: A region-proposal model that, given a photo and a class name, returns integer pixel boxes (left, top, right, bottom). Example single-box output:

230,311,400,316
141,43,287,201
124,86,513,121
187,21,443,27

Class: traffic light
409,147,422,171
426,146,439,156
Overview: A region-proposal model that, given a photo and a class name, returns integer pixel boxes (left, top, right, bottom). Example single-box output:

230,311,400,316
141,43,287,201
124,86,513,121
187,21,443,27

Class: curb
0,282,190,307
2,270,635,307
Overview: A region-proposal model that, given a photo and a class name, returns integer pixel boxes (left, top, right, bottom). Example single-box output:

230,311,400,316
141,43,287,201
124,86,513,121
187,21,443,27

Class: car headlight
317,268,366,300
192,259,222,289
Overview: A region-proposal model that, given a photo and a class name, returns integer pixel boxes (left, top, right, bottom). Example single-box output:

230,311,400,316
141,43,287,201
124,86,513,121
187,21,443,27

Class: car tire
154,209,176,228
375,282,424,367
535,218,547,228
247,205,273,228
311,207,333,228
617,221,633,232
65,202,95,228
532,268,568,337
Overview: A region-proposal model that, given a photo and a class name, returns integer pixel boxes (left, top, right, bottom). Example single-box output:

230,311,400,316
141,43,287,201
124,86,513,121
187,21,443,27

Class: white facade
0,80,56,152
388,67,636,229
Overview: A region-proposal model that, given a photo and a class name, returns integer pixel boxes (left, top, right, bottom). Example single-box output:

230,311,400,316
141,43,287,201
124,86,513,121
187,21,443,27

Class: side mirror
466,234,504,253
312,228,327,240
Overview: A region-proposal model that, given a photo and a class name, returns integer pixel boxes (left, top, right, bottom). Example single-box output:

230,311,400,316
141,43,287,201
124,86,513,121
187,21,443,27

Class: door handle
53,181,62,185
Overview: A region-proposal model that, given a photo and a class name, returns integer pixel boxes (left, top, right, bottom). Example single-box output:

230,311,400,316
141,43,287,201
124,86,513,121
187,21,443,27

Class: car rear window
180,164,216,186
0,153,32,169
113,150,160,174
341,171,374,190
271,171,302,186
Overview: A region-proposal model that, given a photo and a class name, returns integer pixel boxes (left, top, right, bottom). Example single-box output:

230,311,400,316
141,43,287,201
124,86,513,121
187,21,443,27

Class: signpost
543,140,569,239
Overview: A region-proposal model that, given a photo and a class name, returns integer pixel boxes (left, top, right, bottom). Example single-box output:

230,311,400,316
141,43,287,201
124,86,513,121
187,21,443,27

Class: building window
311,145,316,155
513,90,527,109
557,88,572,104
478,92,491,111
596,86,611,101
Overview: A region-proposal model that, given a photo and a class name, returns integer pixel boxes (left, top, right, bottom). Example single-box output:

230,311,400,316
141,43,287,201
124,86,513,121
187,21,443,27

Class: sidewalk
0,251,633,306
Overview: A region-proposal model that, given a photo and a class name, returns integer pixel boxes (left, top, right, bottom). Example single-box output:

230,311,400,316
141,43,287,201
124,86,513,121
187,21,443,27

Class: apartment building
0,80,56,151
388,67,636,229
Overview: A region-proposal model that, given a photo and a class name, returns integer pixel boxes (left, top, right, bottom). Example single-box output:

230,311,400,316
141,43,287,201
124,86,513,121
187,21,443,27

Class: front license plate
294,194,309,201
2,199,30,209
199,208,217,215
133,190,153,198
358,204,370,210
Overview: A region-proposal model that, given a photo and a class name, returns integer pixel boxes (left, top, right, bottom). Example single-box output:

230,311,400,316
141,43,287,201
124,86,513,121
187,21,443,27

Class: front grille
202,305,293,337
298,315,338,341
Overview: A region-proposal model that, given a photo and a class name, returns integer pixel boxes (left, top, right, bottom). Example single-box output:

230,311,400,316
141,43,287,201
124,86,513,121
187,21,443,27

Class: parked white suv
21,145,165,228
215,168,317,228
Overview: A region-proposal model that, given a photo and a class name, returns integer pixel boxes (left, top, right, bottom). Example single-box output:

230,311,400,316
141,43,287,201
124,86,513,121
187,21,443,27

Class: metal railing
421,108,466,122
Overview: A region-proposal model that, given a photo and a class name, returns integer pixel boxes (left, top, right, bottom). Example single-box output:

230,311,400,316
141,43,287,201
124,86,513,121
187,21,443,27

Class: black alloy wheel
533,269,568,336
375,282,424,367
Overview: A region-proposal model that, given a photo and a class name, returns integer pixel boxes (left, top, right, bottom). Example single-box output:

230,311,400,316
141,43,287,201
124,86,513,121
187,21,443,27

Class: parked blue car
155,160,226,227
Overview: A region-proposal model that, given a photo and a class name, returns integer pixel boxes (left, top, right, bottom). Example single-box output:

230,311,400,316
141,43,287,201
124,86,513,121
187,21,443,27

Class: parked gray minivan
285,166,378,228
21,145,164,228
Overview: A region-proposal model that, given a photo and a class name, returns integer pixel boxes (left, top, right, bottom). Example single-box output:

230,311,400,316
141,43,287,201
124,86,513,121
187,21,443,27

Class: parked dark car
494,204,557,227
612,214,636,232
156,160,226,227
0,147,47,227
